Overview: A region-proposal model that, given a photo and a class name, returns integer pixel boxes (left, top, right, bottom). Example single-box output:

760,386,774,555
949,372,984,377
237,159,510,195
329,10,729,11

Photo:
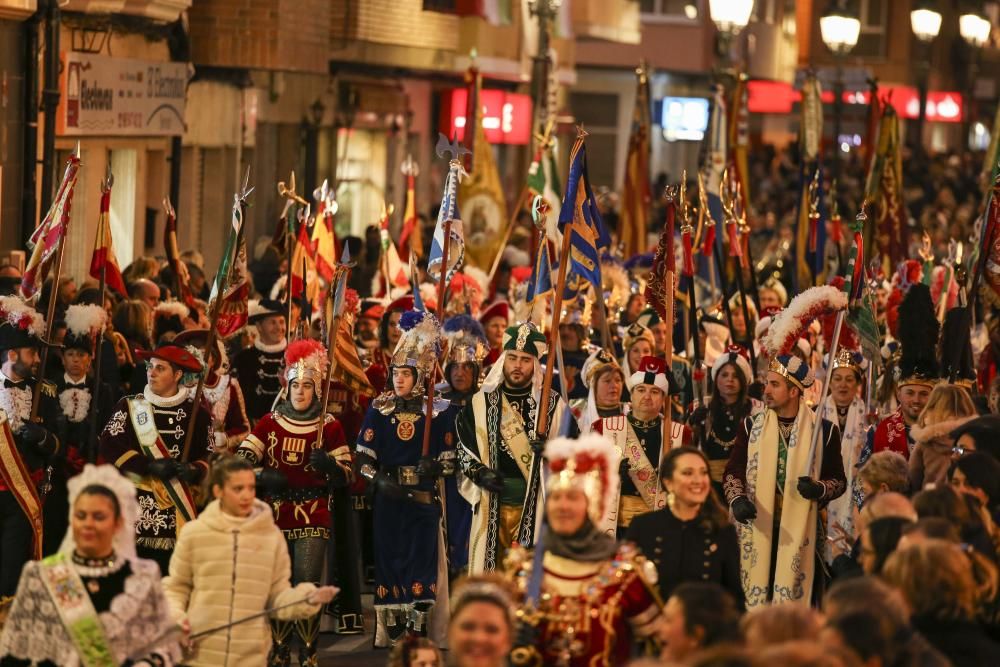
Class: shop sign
659,97,710,141
58,51,188,137
747,80,962,123
440,88,533,145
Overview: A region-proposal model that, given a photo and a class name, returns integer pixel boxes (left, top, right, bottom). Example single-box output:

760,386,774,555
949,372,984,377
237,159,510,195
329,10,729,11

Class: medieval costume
175,328,251,453
576,347,625,431
438,314,488,577
504,435,661,667
231,299,287,425
0,297,62,602
457,322,578,575
46,305,113,556
690,345,762,497
819,349,868,563
355,310,450,647
237,339,354,664
98,344,214,574
0,464,182,666
723,354,846,609
595,355,691,537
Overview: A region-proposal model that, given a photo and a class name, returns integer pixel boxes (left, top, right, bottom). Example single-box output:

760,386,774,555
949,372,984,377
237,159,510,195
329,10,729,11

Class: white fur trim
154,300,190,320
711,351,753,384
544,433,621,522
143,384,189,408
910,415,976,444
254,338,288,354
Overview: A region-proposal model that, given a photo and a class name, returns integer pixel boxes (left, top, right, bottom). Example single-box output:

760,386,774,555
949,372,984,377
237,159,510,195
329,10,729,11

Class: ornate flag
728,73,751,215
864,105,908,269
89,177,127,298
428,134,468,284
399,155,423,261
980,172,1000,309
794,73,825,289
163,199,197,311
22,152,79,301
526,125,562,242
526,236,553,304
332,291,375,397
458,65,508,271
620,65,651,259
210,193,251,339
310,179,339,283
379,202,410,291
557,131,611,291
645,189,676,320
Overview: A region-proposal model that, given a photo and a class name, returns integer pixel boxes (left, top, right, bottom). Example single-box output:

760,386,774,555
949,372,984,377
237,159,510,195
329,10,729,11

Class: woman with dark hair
914,484,996,561
658,582,741,663
688,346,762,497
626,446,743,606
859,516,912,574
951,415,1000,460
446,576,514,667
950,452,1000,519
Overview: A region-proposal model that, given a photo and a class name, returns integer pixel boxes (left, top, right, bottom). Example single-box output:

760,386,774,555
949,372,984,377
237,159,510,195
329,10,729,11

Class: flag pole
536,229,573,440
653,186,677,510
314,261,352,452
87,168,113,462
421,219,451,458
31,236,66,422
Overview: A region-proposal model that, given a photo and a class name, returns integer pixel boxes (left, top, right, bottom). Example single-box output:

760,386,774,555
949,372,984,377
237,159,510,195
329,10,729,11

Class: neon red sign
746,81,963,123
439,88,533,145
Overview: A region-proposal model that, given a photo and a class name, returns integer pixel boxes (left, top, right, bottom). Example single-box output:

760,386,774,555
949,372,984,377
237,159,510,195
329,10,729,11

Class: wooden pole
806,309,844,477
421,219,451,457
314,272,349,451
535,229,573,440
31,238,66,421
86,264,107,463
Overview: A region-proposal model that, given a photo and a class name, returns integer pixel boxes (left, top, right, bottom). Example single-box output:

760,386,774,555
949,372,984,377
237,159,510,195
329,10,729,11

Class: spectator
740,603,822,650
913,485,995,561
127,277,162,311
950,415,1000,460
909,385,976,490
858,450,911,501
387,637,442,667
859,516,912,575
950,452,1000,521
658,582,741,663
882,540,1000,666
447,576,513,667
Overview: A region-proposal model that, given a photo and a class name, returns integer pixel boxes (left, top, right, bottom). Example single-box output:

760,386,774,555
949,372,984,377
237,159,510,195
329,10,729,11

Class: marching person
0,464,182,666
236,339,354,661
504,435,662,666
0,296,63,602
163,456,339,667
820,347,869,561
46,304,114,554
595,355,691,537
723,354,846,609
99,343,214,574
457,322,578,574
576,347,626,431
231,299,287,425
364,295,413,394
478,301,509,370
688,345,762,498
174,328,251,453
355,310,451,647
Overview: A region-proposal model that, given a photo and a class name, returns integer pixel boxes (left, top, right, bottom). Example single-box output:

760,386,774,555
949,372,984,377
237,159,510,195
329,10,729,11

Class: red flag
399,156,422,261
645,193,676,320
89,182,127,298
22,153,79,301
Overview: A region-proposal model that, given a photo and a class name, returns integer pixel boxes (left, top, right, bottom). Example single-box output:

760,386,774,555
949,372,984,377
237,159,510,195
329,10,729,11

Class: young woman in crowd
909,384,977,490
657,582,741,663
446,576,514,667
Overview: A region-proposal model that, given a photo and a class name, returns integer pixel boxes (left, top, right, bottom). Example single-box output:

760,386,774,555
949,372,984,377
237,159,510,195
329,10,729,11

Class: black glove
415,456,443,479
147,458,179,482
16,423,55,456
475,466,505,494
529,439,544,455
618,457,630,479
797,476,825,500
731,496,757,524
309,449,348,487
747,381,765,400
257,467,288,494
176,462,202,484
372,471,407,500
688,405,709,425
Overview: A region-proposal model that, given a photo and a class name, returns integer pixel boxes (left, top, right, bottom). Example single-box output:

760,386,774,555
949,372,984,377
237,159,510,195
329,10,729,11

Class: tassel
739,231,750,269
727,221,742,259
681,225,694,277
830,214,843,244
701,222,716,257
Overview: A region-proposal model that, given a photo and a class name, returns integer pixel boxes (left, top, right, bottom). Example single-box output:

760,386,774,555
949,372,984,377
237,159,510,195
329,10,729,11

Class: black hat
896,283,940,388
939,307,976,387
0,296,46,350
249,298,286,324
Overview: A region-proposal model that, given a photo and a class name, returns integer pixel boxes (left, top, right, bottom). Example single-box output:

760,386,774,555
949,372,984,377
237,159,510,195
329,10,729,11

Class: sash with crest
38,553,116,667
498,394,533,481
126,396,196,523
0,413,43,558
601,416,685,524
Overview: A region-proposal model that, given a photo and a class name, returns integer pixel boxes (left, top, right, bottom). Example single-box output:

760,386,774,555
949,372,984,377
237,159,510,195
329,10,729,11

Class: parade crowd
0,137,998,667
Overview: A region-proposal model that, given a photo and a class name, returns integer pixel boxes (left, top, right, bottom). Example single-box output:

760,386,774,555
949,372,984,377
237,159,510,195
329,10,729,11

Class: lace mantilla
0,557,181,666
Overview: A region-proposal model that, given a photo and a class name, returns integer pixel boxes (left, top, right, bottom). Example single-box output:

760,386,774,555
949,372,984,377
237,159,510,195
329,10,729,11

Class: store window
852,0,887,58
334,128,387,238
110,149,137,268
640,0,699,20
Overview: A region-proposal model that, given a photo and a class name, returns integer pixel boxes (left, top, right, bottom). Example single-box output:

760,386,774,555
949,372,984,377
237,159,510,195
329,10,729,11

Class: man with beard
724,354,845,609
595,355,690,536
0,297,62,603
456,322,578,574
232,299,287,425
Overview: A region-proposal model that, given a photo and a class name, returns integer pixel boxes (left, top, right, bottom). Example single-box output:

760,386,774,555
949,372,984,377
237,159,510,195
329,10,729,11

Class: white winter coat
163,498,320,667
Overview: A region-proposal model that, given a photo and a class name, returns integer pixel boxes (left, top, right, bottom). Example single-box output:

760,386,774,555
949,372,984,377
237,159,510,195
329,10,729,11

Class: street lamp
959,9,992,146
910,2,941,154
820,1,860,182
708,0,754,65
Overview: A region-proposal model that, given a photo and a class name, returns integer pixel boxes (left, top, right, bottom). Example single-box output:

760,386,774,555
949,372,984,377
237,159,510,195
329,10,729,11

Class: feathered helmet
939,306,975,388
63,303,107,354
545,434,621,527
442,314,488,366
761,285,847,359
153,300,189,339
896,283,940,388
0,295,46,350
284,339,328,386
391,310,442,387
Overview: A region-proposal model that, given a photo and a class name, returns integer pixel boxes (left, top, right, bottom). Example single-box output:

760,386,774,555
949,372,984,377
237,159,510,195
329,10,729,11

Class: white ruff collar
255,338,287,354
144,384,189,408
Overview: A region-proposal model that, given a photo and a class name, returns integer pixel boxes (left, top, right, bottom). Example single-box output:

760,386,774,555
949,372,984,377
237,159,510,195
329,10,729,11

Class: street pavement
316,594,389,666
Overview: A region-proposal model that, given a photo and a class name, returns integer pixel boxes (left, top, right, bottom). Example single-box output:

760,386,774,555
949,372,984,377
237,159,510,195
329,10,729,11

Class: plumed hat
545,434,621,527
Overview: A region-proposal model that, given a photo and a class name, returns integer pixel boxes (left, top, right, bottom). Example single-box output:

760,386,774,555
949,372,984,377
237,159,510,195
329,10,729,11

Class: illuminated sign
746,81,963,123
660,97,710,141
439,88,533,145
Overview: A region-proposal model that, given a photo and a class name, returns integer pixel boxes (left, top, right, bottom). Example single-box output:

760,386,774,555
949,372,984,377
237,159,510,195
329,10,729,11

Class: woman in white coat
163,456,337,667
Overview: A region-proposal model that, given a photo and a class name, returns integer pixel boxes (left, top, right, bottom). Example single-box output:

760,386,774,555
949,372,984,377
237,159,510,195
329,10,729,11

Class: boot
295,612,321,667
268,619,294,667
